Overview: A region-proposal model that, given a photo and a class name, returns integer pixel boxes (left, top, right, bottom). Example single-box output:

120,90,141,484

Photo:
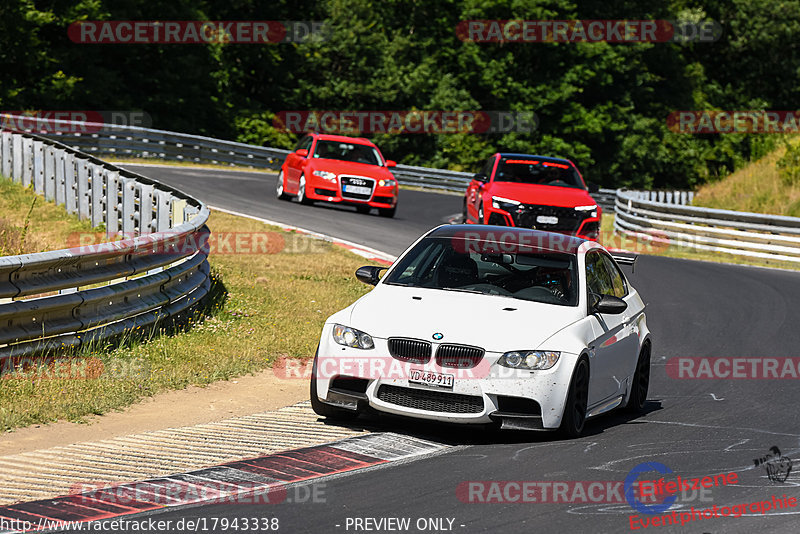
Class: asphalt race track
122,164,461,256
88,165,800,533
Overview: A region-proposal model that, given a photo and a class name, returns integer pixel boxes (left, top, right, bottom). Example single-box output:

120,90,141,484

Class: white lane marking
710,393,725,401
725,439,750,452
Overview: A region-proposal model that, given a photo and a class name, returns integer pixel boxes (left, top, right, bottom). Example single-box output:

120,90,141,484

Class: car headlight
313,170,337,181
378,179,397,187
332,324,375,349
492,196,521,211
498,350,560,370
574,204,598,218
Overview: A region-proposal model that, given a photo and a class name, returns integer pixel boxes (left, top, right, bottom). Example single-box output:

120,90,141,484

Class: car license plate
536,215,559,224
343,185,371,195
409,369,454,389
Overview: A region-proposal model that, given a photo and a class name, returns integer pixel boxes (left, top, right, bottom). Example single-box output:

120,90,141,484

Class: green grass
0,209,372,431
693,141,800,217
0,176,95,255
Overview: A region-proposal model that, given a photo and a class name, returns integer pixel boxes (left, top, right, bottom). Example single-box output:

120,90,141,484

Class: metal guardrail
615,189,800,263
0,128,212,360
2,115,616,207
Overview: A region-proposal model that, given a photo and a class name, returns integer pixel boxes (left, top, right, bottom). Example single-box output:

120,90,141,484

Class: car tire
559,357,589,438
276,171,290,200
378,206,395,218
624,343,650,413
310,350,359,420
478,202,485,224
297,176,312,205
461,201,468,223
356,205,371,214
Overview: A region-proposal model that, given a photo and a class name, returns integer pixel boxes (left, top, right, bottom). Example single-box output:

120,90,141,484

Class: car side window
601,253,629,298
294,135,313,152
585,252,614,297
479,156,495,179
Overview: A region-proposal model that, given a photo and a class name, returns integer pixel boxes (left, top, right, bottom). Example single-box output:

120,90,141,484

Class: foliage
0,0,796,189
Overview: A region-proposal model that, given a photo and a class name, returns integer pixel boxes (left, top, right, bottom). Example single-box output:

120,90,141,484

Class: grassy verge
0,177,95,255
0,205,372,431
693,141,800,217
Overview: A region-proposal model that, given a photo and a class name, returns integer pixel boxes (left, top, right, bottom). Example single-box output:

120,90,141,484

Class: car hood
309,159,395,179
489,182,595,208
344,284,584,352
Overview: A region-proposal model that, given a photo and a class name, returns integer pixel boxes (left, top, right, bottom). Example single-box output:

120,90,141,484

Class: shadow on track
311,399,664,446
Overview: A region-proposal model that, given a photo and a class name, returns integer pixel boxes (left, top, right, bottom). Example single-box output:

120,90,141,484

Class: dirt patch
0,370,308,456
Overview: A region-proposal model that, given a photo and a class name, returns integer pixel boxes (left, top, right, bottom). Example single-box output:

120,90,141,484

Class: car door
585,251,634,404
601,252,641,381
466,156,495,222
286,135,313,192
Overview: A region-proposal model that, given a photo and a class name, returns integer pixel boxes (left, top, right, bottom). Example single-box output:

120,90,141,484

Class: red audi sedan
463,153,601,240
276,133,399,217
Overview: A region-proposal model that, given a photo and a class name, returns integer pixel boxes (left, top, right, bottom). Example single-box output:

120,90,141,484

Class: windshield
312,140,383,166
384,236,579,306
494,157,584,189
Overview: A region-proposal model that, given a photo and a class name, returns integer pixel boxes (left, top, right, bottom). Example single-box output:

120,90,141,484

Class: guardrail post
139,184,155,234
32,140,44,193
105,170,120,237
44,145,56,201
64,153,76,214
24,138,35,188
11,134,22,182
122,178,136,235
54,149,66,205
172,199,187,227
156,190,171,231
1,132,10,178
77,158,90,220
90,163,104,228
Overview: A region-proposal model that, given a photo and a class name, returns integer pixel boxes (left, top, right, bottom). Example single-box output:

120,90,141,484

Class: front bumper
306,174,398,208
483,203,602,240
313,332,580,430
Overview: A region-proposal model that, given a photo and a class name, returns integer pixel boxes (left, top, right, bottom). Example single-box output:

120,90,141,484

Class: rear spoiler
610,253,638,273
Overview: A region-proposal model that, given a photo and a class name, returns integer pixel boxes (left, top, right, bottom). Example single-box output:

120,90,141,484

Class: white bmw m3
310,225,651,437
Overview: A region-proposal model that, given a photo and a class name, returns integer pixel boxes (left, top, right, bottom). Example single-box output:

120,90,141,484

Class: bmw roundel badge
432,333,444,340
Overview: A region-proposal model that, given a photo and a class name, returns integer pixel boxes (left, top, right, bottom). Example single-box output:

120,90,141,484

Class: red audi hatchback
276,132,399,217
463,153,601,240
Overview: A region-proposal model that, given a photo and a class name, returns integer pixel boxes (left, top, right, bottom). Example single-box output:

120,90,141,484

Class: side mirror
473,173,488,183
587,182,600,193
296,148,309,157
593,294,627,314
385,160,397,168
356,265,387,286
